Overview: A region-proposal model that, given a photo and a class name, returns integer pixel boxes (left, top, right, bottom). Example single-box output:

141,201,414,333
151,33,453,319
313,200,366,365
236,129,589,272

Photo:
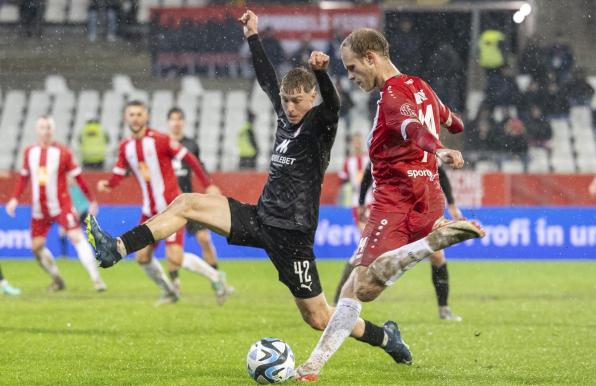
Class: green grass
1,260,595,385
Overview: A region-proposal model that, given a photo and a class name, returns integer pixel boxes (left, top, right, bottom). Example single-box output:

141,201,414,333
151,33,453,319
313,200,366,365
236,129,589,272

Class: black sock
432,263,449,307
0,265,4,281
356,320,386,348
119,224,155,255
169,270,179,281
210,263,219,270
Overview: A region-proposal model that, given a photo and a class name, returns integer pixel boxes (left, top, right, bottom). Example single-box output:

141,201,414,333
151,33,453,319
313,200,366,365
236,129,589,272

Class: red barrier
1,171,593,206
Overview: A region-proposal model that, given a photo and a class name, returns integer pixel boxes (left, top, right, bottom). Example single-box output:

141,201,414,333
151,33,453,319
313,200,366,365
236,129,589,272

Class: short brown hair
280,67,316,94
341,28,389,58
125,100,147,110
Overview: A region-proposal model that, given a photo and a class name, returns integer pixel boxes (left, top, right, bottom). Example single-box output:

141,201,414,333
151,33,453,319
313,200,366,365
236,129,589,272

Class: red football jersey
368,75,457,213
110,128,187,217
19,143,82,219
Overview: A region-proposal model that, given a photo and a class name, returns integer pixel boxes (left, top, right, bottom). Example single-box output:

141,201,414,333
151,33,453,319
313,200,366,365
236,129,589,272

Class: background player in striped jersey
167,106,233,303
6,116,106,292
96,101,227,305
338,133,371,232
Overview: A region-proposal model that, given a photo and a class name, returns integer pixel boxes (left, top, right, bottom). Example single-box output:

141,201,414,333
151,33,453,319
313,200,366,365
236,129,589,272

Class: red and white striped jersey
18,143,83,219
108,128,208,217
338,153,372,207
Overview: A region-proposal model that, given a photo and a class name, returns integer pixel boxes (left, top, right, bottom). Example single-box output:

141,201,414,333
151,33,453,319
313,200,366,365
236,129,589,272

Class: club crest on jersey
414,90,427,104
400,103,417,118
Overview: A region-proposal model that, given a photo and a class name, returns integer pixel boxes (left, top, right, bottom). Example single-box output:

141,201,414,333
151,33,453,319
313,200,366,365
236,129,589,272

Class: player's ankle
116,238,127,257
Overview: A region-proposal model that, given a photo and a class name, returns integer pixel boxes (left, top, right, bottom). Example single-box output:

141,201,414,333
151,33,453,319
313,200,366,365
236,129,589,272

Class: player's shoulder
51,142,72,154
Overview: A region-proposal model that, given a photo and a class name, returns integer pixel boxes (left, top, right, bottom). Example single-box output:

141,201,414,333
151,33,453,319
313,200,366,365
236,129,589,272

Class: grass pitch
1,259,595,385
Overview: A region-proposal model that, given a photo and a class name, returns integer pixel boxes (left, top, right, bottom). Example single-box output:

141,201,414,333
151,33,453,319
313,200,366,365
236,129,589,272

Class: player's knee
354,281,380,303
301,309,330,331
173,193,205,216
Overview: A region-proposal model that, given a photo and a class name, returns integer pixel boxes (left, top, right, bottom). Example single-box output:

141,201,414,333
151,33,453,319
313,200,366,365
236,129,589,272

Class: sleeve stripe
113,167,127,176
174,147,188,161
400,118,419,140
67,167,82,177
20,169,29,176
445,111,453,127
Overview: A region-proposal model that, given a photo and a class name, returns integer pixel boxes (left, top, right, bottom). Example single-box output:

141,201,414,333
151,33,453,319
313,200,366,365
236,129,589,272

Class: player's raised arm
308,51,340,120
239,10,283,116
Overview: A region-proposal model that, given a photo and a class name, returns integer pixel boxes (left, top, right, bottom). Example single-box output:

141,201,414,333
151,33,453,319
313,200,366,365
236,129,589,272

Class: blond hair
341,28,389,58
280,67,317,94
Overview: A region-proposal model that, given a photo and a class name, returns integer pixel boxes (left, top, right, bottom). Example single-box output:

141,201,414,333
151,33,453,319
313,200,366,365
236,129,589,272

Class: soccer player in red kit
6,116,106,292
96,100,223,305
294,28,485,381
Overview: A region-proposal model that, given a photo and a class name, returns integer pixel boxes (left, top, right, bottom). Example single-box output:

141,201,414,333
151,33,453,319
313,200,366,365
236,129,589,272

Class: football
246,338,295,384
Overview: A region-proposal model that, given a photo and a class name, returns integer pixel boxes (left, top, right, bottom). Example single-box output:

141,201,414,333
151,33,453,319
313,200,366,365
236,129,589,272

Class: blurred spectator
546,32,574,85
429,42,464,112
478,27,506,87
290,39,315,67
465,107,497,153
562,67,595,106
524,104,552,148
483,65,520,111
543,77,570,118
337,80,354,129
19,0,44,38
518,37,548,83
493,117,528,159
237,111,259,170
261,27,286,72
326,30,345,77
367,89,381,121
388,17,422,75
88,0,120,42
518,80,547,121
79,119,108,170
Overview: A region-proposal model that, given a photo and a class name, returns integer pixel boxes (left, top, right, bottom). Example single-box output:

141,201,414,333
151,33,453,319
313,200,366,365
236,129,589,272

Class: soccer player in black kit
87,9,411,365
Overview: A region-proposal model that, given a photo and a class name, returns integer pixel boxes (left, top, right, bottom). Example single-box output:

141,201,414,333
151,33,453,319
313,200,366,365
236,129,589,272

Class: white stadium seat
221,90,248,171
176,92,200,138
150,90,174,131
0,4,19,23
181,76,205,97
501,159,524,173
198,90,223,171
50,92,76,144
112,74,136,95
45,75,70,95
45,0,68,23
475,160,498,173
68,0,90,23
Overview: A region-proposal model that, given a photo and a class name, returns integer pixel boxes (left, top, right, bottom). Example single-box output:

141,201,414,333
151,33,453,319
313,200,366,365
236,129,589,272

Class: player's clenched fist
436,149,464,169
309,51,330,71
97,180,111,193
239,10,258,38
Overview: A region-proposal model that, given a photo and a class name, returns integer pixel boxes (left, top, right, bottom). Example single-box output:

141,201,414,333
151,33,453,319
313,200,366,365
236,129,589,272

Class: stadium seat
501,159,525,173
163,0,184,6
198,90,223,171
150,90,174,131
45,0,68,23
221,90,248,171
68,0,90,23
138,0,161,24
50,92,76,144
0,90,26,168
515,74,532,93
474,160,498,173
550,156,576,173
72,90,101,153
466,90,484,120
21,91,52,145
101,90,125,165
45,75,70,95
112,74,136,95
0,4,19,23
176,92,199,138
576,157,596,173
126,90,150,105
181,76,205,97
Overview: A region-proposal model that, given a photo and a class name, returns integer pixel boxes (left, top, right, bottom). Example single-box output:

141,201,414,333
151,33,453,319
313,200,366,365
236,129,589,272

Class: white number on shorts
294,261,311,283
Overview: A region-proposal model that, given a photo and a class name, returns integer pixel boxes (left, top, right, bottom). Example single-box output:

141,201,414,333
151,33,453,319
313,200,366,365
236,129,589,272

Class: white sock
0,279,7,287
140,258,176,294
73,238,101,282
37,247,61,279
376,238,434,285
182,252,219,283
302,298,362,374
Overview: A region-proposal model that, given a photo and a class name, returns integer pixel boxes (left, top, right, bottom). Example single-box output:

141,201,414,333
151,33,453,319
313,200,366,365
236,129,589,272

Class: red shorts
140,214,184,247
31,208,80,238
352,206,444,267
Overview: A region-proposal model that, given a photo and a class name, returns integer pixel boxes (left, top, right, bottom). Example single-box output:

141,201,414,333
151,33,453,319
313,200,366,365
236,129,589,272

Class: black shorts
185,220,206,235
227,197,322,299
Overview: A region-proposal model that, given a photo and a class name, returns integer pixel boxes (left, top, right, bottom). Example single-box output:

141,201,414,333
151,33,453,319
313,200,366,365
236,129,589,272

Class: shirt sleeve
247,34,284,117
12,149,30,199
383,90,445,153
107,142,129,188
313,70,340,122
64,148,82,178
182,151,211,187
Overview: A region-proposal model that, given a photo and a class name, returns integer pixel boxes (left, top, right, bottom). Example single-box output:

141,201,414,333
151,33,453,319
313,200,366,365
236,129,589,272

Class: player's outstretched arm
309,51,340,119
239,10,283,116
6,173,28,217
